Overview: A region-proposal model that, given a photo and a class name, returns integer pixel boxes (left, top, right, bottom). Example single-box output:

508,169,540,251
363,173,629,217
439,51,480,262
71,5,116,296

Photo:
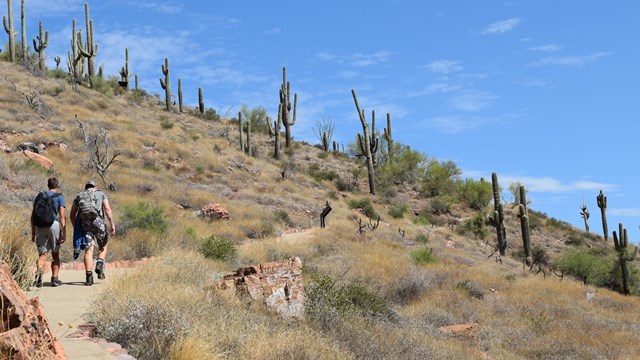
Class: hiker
70,180,116,286
31,177,66,287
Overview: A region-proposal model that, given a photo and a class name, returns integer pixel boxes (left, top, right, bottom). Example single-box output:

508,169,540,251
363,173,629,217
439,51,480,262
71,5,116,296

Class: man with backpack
70,180,116,286
31,177,66,287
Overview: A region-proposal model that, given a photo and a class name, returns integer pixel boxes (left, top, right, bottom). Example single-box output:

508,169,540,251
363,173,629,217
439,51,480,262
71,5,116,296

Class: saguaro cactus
198,87,204,114
612,223,638,295
518,186,532,267
159,58,171,111
279,66,297,147
177,79,183,112
246,114,252,157
3,0,15,62
383,113,393,158
20,0,25,61
580,199,590,232
119,48,130,89
135,74,139,90
32,22,48,72
487,172,507,256
67,19,85,82
238,111,245,153
597,190,608,241
351,89,376,195
268,104,283,159
357,110,379,166
77,3,98,85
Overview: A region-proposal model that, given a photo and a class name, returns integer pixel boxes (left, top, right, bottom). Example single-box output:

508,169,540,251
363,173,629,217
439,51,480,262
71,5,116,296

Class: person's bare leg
84,246,94,285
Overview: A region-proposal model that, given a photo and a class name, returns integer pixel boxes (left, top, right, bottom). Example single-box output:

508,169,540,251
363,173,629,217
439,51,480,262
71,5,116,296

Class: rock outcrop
217,257,304,318
198,203,231,220
0,261,66,359
22,150,53,169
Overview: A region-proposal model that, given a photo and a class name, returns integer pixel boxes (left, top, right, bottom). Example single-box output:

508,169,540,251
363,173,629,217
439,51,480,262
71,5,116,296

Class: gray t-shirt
74,189,108,218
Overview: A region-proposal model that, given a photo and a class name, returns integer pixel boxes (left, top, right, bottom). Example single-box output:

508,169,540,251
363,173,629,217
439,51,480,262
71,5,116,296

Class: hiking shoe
34,271,43,288
95,261,105,280
85,273,94,286
51,277,62,287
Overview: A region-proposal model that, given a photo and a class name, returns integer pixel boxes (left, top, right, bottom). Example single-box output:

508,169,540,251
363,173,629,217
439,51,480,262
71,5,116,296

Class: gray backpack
77,190,99,220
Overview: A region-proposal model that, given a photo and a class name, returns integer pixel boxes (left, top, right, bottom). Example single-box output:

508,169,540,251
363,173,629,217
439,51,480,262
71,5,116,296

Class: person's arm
69,201,77,226
30,217,36,243
103,199,116,235
58,205,66,244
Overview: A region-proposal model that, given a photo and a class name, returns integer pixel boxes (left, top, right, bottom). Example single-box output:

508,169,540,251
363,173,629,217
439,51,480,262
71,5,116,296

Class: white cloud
529,44,562,52
499,175,616,193
315,51,392,67
529,52,612,67
610,208,640,217
427,116,487,134
24,0,85,17
264,27,281,36
482,18,521,34
408,82,459,97
450,91,498,112
516,77,550,87
423,60,463,74
123,1,182,14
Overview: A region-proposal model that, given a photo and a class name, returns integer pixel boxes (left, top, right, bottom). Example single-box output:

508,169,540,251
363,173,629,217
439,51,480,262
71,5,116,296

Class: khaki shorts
35,221,61,255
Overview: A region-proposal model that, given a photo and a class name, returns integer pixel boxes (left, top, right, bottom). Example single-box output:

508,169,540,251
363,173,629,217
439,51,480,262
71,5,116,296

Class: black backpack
32,191,61,227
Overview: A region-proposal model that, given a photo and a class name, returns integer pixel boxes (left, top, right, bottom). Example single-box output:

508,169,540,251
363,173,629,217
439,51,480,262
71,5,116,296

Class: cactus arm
159,78,166,89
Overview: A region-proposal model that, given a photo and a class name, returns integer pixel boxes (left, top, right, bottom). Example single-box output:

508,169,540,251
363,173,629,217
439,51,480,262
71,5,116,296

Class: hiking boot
95,261,105,280
85,273,94,286
34,270,43,288
51,277,62,287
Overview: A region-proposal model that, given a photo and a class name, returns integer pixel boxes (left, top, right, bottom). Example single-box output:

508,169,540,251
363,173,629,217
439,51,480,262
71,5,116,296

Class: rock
199,203,231,220
214,257,304,318
0,261,67,359
23,150,54,169
0,140,11,153
17,142,44,154
438,323,479,338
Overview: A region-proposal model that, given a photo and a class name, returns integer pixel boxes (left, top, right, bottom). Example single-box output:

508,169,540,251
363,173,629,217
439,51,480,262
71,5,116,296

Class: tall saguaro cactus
68,19,85,82
612,223,638,295
3,0,15,62
198,87,204,114
487,172,507,256
351,89,376,195
77,3,98,86
119,48,130,89
580,199,590,232
383,113,393,158
238,111,245,153
32,22,48,72
177,79,183,112
159,58,171,111
279,66,297,147
357,110,379,166
268,104,283,159
246,114,252,157
597,190,608,241
518,185,532,267
20,0,25,61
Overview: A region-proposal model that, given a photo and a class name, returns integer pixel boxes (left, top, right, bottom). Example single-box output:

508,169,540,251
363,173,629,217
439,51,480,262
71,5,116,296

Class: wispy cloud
423,60,463,74
124,1,182,14
610,208,640,217
450,91,498,112
482,18,521,34
427,115,490,134
264,28,281,36
529,44,562,52
528,52,612,67
408,82,460,97
516,77,551,88
499,175,616,193
315,51,393,67
24,0,85,17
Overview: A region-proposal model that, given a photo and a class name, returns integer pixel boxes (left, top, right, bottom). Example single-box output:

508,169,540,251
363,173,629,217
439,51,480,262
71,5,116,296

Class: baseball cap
85,180,96,188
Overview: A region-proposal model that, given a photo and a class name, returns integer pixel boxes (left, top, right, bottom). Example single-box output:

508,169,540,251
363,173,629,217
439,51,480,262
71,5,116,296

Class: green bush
375,146,426,188
120,201,169,234
198,235,237,261
348,198,378,219
429,195,456,215
419,159,461,197
159,116,174,129
308,163,339,182
547,217,573,231
335,178,353,192
411,248,436,265
457,212,488,239
554,248,612,287
388,202,409,219
457,178,492,210
305,274,394,323
565,234,585,246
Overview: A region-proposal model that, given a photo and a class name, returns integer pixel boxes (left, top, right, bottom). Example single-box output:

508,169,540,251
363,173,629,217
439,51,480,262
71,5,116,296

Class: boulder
23,150,53,169
198,203,231,220
0,261,66,358
216,257,304,318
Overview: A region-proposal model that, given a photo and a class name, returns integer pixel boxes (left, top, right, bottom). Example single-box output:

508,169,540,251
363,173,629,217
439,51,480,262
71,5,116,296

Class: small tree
313,117,335,152
420,159,461,197
76,115,120,188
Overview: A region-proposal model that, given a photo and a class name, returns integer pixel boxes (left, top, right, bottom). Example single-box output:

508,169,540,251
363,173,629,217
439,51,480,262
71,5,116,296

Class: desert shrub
411,248,436,265
198,235,237,262
308,163,339,182
120,201,169,234
375,146,426,188
387,201,409,219
457,178,492,210
305,274,394,326
527,210,543,230
554,248,612,286
428,195,456,215
414,211,445,226
419,159,461,197
547,217,573,232
513,245,549,266
455,279,484,300
335,178,353,192
457,212,488,239
0,210,37,290
274,210,292,227
243,219,276,239
565,233,585,246
159,116,174,129
126,88,150,105
348,198,378,219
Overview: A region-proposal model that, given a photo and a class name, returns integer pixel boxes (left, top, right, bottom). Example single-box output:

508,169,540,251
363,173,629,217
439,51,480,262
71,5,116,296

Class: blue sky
8,1,640,240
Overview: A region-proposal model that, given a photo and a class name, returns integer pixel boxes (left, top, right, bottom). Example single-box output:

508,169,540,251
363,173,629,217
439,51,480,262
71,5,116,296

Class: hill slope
1,61,640,359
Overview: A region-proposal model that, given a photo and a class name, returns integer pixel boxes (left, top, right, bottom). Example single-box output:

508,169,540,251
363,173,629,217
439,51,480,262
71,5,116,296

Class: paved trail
26,268,132,360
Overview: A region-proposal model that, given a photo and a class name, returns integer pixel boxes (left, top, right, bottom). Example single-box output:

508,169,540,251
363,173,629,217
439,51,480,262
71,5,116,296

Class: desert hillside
1,58,640,359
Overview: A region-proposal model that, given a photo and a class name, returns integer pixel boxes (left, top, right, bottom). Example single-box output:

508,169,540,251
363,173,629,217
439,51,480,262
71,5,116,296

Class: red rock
438,323,479,337
0,261,67,359
23,150,54,169
200,203,231,220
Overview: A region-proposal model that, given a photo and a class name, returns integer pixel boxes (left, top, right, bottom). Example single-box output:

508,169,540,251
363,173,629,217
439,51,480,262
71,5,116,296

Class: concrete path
26,268,133,360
